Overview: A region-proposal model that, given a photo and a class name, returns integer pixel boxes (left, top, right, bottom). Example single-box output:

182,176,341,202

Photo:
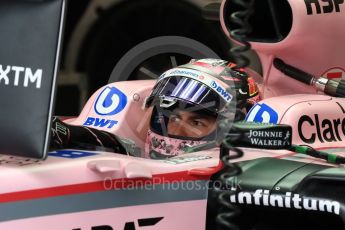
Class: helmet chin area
144,106,216,159
144,129,207,159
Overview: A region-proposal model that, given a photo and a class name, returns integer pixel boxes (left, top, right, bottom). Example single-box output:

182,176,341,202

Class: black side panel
0,0,65,159
207,158,345,229
235,157,314,190
296,167,345,204
222,0,292,42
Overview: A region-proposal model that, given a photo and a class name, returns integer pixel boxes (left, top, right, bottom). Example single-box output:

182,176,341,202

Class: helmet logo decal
248,77,259,96
211,81,232,102
145,130,206,159
196,58,227,66
94,87,127,115
168,69,199,78
245,103,278,124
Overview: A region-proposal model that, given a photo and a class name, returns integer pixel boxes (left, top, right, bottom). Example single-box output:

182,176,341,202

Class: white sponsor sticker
196,58,227,66
164,155,212,164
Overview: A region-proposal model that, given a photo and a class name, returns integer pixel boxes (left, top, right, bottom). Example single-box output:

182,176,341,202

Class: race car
214,0,345,229
0,0,345,230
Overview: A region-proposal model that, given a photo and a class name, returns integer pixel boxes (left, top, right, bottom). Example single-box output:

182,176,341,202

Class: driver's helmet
144,58,260,159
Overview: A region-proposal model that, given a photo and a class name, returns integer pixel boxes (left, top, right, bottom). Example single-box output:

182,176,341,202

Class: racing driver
50,58,260,159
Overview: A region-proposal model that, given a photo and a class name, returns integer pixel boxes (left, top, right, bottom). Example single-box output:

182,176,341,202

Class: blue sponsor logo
49,150,97,159
94,87,127,115
246,103,278,124
83,117,118,129
211,81,232,102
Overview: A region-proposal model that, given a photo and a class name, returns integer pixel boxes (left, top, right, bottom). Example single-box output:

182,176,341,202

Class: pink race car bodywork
1,0,345,229
1,78,344,229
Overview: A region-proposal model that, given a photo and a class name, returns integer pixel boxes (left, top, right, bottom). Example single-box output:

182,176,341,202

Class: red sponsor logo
321,67,345,80
248,77,258,96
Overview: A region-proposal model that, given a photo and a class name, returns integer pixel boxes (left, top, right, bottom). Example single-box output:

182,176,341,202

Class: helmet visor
147,75,232,113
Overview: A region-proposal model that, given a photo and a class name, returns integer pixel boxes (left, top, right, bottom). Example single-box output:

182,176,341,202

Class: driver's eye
169,115,181,123
191,120,206,127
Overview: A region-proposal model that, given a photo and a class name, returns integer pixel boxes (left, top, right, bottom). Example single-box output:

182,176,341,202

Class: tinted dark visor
147,76,229,113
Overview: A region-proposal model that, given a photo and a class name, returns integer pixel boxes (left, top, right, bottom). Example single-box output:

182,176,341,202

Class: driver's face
167,110,217,138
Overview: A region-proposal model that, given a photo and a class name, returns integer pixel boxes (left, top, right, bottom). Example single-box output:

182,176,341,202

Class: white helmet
144,58,259,159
